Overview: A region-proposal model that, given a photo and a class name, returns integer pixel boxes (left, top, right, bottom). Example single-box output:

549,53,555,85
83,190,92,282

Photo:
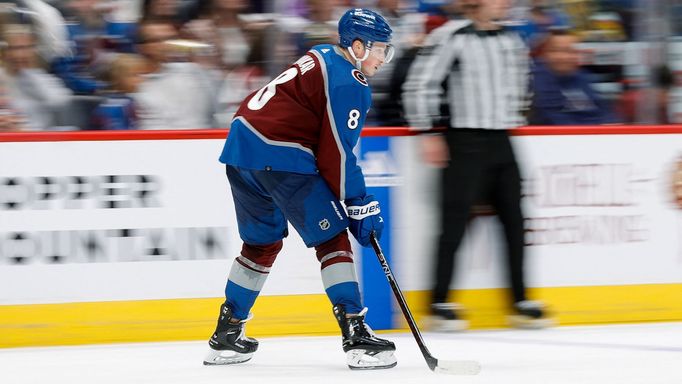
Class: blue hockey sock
319,251,363,314
326,281,363,314
224,256,270,320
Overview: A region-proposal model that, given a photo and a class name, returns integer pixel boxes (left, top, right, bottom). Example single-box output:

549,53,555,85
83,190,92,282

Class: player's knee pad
240,240,283,268
315,230,353,268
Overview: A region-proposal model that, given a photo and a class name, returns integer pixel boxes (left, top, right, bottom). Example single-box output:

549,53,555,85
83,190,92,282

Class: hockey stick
369,233,481,375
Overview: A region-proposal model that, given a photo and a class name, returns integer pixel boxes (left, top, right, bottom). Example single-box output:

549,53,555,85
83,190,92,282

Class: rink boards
1,127,681,347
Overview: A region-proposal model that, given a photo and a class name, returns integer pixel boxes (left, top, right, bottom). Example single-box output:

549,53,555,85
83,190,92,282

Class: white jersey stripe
234,116,314,157
310,49,347,200
321,262,358,290
319,251,353,265
236,255,271,273
228,260,269,292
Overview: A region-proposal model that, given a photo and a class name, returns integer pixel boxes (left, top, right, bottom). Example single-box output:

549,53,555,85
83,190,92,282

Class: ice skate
203,303,259,365
424,302,469,332
333,305,397,370
508,300,554,329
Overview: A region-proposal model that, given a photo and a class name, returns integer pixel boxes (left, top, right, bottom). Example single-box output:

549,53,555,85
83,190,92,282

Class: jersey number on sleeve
247,68,298,111
347,109,360,129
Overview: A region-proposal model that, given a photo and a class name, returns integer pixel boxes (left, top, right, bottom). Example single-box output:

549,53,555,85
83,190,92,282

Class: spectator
295,0,339,55
90,53,146,130
141,0,201,24
134,20,217,129
0,79,27,131
141,0,181,23
265,1,341,75
214,0,265,69
14,0,71,62
183,0,268,71
530,29,619,125
108,0,144,22
179,2,226,70
1,24,72,130
50,0,124,95
511,0,571,48
44,0,127,130
180,0,273,125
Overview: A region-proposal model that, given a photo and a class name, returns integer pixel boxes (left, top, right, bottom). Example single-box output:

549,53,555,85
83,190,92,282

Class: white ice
1,322,681,384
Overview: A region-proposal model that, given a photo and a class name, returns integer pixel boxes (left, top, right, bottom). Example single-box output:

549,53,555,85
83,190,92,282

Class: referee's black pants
431,128,527,305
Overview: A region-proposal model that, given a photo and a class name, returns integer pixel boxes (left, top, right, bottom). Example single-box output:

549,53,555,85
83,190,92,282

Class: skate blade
203,348,253,365
346,349,397,370
507,315,555,329
424,316,469,332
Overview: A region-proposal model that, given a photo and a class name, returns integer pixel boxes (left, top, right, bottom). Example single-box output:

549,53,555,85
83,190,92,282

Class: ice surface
1,322,680,384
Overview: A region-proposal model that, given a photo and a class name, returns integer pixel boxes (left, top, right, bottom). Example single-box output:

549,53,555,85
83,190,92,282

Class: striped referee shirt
403,19,529,131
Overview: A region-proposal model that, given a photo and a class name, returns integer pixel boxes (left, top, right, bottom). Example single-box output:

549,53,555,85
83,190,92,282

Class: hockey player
204,8,397,370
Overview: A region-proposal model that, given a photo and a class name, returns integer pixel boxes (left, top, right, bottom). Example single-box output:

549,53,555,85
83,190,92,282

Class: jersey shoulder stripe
310,44,372,93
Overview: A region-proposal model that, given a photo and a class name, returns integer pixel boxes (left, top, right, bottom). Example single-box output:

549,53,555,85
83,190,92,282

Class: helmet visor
369,43,395,64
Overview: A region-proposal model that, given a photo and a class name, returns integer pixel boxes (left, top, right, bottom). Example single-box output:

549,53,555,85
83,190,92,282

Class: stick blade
433,359,481,375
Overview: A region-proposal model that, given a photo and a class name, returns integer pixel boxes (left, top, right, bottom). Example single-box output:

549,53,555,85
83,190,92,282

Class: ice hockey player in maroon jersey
204,8,398,370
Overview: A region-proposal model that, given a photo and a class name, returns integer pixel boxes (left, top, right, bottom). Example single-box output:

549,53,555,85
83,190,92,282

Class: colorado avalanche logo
352,69,368,86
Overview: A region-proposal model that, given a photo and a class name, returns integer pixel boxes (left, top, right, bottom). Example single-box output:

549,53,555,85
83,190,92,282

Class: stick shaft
369,234,438,370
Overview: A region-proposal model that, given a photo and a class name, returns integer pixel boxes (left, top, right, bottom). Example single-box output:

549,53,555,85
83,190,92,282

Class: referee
403,0,551,331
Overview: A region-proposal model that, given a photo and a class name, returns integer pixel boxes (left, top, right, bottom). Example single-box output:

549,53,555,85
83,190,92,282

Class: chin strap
347,45,370,71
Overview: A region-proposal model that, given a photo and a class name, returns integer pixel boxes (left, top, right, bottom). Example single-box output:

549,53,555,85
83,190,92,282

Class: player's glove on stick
345,195,384,247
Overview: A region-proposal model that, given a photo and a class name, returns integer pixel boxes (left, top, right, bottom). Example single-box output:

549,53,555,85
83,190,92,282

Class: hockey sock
225,241,282,319
316,231,363,314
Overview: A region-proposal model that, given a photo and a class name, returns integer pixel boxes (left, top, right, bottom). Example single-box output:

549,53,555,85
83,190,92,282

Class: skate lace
236,324,246,341
348,308,376,338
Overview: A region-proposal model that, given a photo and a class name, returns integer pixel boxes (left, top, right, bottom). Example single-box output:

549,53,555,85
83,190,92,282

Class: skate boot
333,304,397,370
424,303,469,332
508,300,554,329
203,302,259,365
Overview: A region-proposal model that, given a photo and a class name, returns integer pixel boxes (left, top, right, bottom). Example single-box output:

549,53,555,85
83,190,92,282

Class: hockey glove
345,195,384,247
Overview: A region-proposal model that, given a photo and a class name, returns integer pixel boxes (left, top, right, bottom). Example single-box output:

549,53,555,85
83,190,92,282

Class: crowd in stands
0,0,677,131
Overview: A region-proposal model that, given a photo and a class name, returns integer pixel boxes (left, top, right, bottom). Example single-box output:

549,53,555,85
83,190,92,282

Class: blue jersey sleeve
312,45,373,201
328,81,371,201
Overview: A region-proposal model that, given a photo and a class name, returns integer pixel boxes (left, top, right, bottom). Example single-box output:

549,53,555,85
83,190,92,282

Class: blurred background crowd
0,0,681,131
